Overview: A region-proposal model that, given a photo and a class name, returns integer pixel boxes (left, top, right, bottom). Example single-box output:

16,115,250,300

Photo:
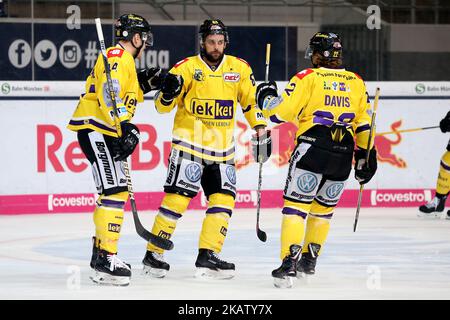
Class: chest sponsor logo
223,72,240,82
190,99,234,120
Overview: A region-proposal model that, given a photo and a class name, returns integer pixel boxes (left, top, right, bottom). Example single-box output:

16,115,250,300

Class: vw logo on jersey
325,182,344,199
185,163,202,183
297,173,318,193
225,166,236,184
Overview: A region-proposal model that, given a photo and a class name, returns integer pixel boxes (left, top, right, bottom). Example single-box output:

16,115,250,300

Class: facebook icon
8,39,31,69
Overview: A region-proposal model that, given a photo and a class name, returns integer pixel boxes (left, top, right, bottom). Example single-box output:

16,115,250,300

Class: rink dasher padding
0,189,434,214
1,81,449,215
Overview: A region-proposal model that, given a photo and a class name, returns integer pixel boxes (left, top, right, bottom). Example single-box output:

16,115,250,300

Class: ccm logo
223,73,240,82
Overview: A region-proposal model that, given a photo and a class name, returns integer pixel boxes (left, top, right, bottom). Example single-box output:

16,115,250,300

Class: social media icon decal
34,40,57,68
8,39,32,68
59,40,81,69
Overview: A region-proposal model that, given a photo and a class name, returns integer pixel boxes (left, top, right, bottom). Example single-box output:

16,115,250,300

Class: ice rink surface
1,208,450,300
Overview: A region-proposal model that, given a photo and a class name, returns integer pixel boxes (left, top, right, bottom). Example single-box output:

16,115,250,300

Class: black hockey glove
251,130,272,163
440,111,450,133
137,67,163,94
354,147,377,185
160,73,183,102
256,81,278,110
113,122,140,161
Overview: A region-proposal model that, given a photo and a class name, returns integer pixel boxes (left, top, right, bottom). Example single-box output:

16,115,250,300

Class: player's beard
204,49,224,64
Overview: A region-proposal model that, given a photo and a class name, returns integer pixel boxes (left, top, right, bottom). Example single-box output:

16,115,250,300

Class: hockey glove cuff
113,122,140,162
161,73,183,101
440,111,450,133
354,147,377,185
137,67,163,94
256,81,278,110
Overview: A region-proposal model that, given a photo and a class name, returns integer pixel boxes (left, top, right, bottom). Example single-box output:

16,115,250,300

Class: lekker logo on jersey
223,72,240,82
190,99,234,119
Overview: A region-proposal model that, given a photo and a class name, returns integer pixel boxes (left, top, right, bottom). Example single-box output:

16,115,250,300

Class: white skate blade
417,211,443,219
273,276,294,289
195,267,234,280
90,271,130,286
296,272,313,284
142,265,167,278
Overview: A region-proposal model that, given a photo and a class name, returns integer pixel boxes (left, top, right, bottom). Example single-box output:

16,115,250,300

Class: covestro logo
48,194,96,211
370,190,432,206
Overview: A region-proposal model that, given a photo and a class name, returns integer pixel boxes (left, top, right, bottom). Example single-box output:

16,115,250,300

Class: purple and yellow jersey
264,67,374,149
155,54,267,163
67,46,144,137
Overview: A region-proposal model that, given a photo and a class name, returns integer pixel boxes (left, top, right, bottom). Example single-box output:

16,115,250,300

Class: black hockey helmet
305,32,342,60
199,19,229,45
115,13,153,47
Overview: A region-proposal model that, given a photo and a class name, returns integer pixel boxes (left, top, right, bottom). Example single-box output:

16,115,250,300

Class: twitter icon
34,40,57,68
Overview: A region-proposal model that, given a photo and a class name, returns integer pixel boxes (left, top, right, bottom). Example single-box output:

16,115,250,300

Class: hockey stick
353,87,380,232
376,125,439,136
255,43,271,242
94,18,173,250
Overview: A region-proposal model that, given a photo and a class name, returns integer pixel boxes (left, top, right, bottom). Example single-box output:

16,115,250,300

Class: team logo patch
185,163,202,183
193,69,204,81
223,72,240,82
225,166,236,184
325,183,344,199
297,173,318,193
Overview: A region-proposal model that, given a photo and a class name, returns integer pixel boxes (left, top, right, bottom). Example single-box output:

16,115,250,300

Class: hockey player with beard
140,19,271,280
67,14,163,286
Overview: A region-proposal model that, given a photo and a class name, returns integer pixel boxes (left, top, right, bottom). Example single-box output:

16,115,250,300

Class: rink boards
1,81,449,214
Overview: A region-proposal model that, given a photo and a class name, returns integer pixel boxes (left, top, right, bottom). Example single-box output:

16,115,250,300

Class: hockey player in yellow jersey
256,32,378,288
418,111,450,219
67,14,164,286
141,19,271,279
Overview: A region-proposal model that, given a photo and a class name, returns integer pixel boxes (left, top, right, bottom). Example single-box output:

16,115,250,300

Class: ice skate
90,237,99,269
297,243,321,278
418,196,446,218
90,248,131,286
272,244,301,288
142,251,170,278
194,249,235,280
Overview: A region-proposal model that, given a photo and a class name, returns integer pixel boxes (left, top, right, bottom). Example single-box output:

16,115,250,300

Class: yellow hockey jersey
264,67,374,150
155,54,267,163
67,46,143,137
